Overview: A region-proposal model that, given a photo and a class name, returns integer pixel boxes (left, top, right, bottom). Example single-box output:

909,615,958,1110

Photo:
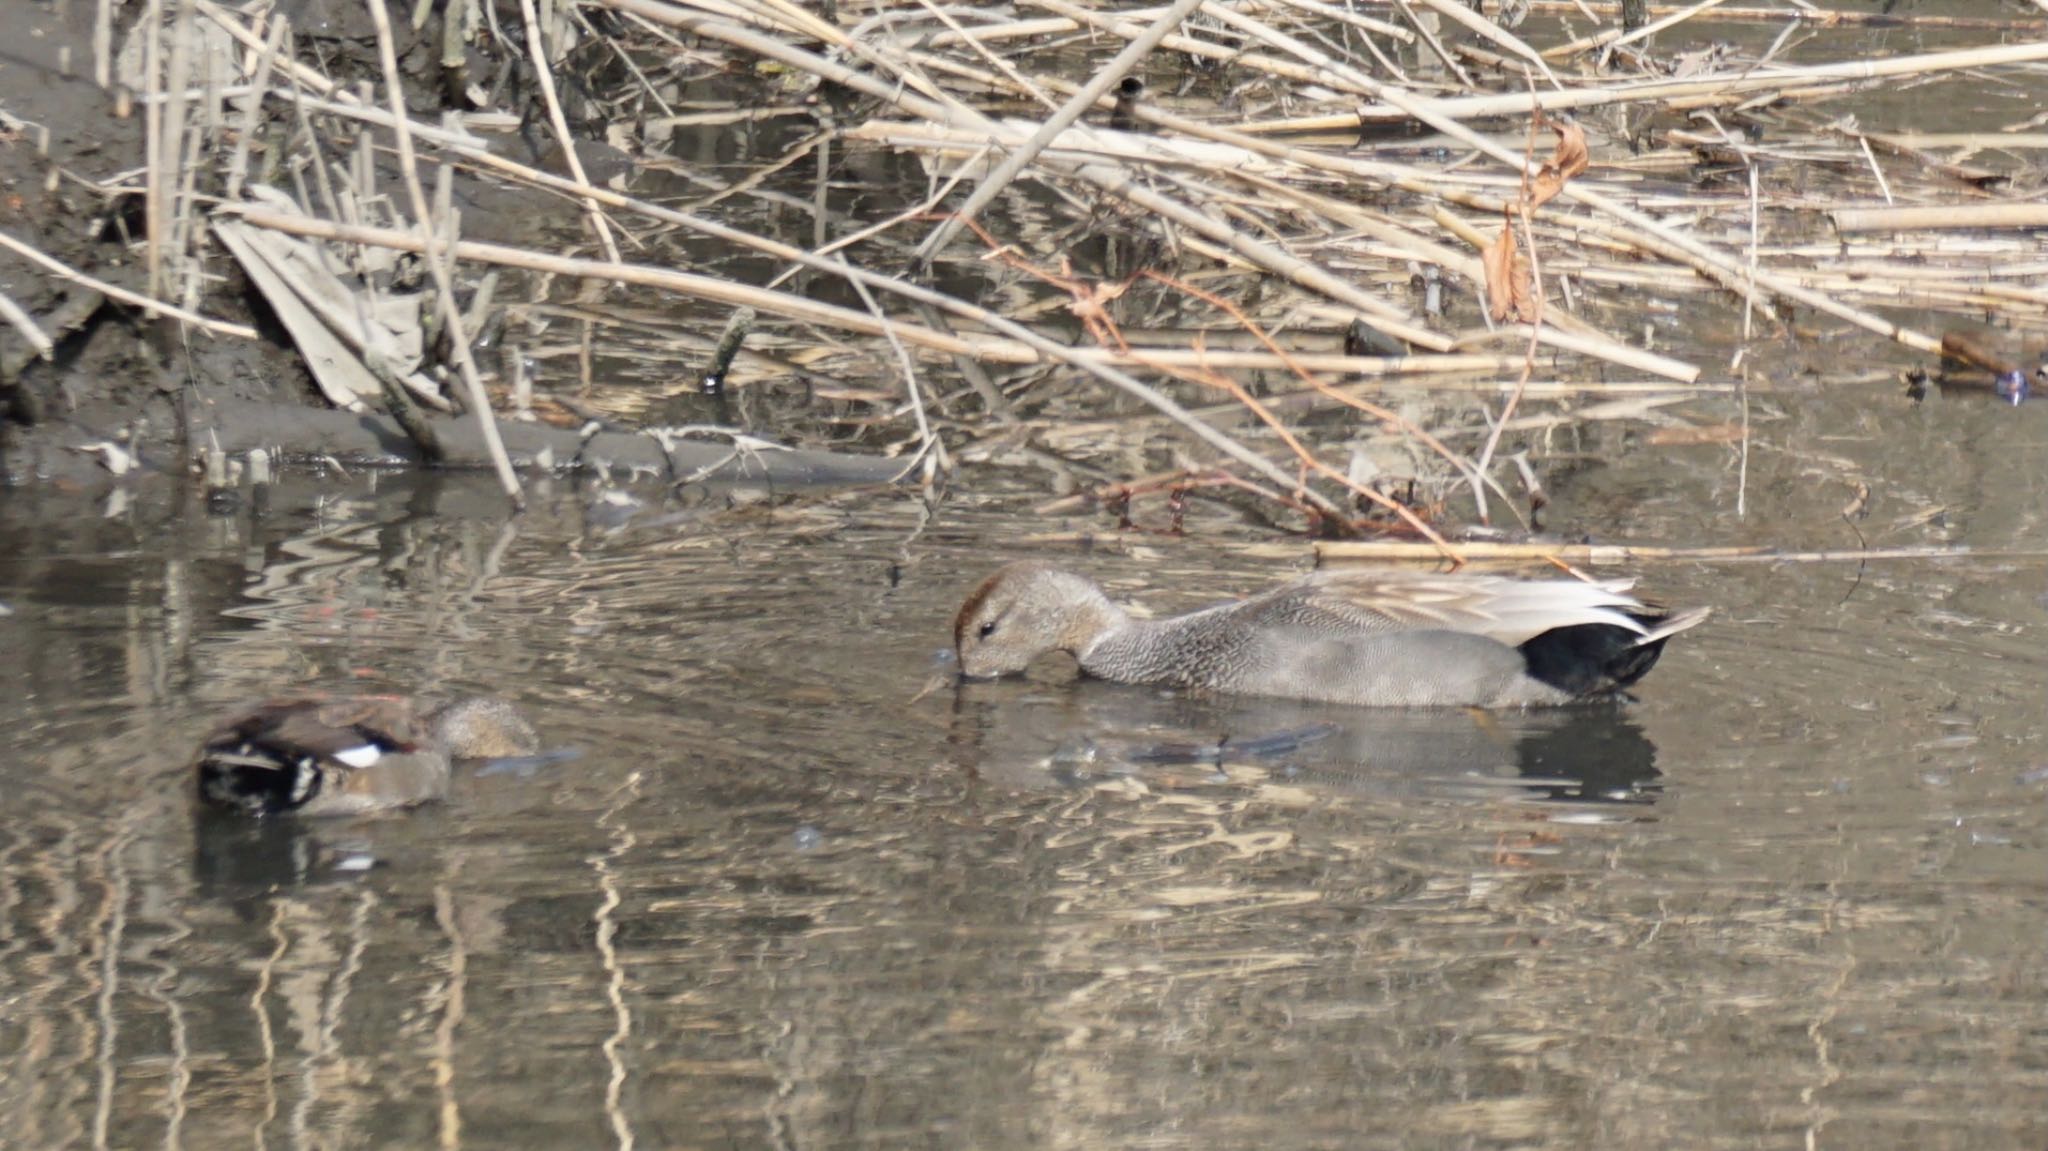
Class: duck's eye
977,620,999,639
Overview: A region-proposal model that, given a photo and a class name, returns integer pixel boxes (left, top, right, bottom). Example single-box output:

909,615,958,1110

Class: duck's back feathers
1251,569,1652,647
1195,568,1709,704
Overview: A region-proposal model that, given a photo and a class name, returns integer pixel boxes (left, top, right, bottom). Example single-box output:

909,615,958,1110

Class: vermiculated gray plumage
954,563,1708,708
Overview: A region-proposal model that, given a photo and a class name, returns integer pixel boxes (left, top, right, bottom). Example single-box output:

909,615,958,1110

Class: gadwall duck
953,562,1708,708
195,696,538,817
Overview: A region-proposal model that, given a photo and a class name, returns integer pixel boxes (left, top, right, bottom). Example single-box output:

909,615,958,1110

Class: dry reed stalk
1866,131,2048,152
142,0,165,302
516,0,622,264
362,0,522,505
1317,541,2048,565
1401,0,1562,88
94,0,113,87
1524,0,2048,30
1831,203,2048,233
0,289,54,361
227,209,1374,526
912,0,1205,263
923,16,1077,48
162,0,199,310
617,5,1455,352
1232,40,2048,132
1256,0,1412,44
0,230,255,340
194,0,343,98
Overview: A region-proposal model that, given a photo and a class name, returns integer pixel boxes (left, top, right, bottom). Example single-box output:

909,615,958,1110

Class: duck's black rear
196,738,324,816
1517,614,1674,699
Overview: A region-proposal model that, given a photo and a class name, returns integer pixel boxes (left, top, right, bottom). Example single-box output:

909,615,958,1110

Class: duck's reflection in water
943,679,1660,811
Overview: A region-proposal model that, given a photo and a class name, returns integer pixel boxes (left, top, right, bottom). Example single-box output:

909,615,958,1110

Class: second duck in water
195,695,539,817
953,562,1708,708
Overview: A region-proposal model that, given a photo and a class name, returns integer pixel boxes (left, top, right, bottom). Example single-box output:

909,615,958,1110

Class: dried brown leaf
1528,120,1589,210
1481,220,1536,324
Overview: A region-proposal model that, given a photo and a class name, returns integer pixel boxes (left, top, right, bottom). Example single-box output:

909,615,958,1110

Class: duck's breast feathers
1257,569,1653,646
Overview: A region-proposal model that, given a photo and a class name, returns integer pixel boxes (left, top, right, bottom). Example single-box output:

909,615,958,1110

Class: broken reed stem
1405,0,1563,87
363,0,522,507
1522,0,2046,30
1238,38,2048,130
912,0,1204,263
0,231,256,338
1129,277,1462,548
0,288,54,361
1543,0,1735,58
516,0,622,264
1831,203,2048,233
163,0,198,309
228,208,1364,527
143,0,164,301
604,0,1448,349
221,203,1532,379
224,13,289,202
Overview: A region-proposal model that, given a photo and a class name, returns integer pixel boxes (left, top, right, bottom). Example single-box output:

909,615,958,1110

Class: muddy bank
0,3,903,498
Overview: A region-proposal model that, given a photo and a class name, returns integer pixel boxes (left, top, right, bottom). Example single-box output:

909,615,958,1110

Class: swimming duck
194,695,539,816
952,562,1708,708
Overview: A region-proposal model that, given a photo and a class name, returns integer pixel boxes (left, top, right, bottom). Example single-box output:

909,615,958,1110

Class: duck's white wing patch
331,744,385,770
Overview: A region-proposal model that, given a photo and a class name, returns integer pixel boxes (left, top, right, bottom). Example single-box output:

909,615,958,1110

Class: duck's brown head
427,697,540,758
952,562,1122,679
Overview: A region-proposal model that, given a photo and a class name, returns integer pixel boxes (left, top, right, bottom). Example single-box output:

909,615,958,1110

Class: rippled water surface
4,407,2048,1151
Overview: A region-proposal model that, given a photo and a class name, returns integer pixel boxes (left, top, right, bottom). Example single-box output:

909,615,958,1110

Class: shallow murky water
4,398,2048,1151
11,0,2048,1141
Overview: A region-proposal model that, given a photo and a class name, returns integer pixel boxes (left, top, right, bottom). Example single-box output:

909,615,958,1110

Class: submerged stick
699,306,755,397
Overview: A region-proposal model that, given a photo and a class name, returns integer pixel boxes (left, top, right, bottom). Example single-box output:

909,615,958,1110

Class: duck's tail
195,744,325,816
1519,604,1710,699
